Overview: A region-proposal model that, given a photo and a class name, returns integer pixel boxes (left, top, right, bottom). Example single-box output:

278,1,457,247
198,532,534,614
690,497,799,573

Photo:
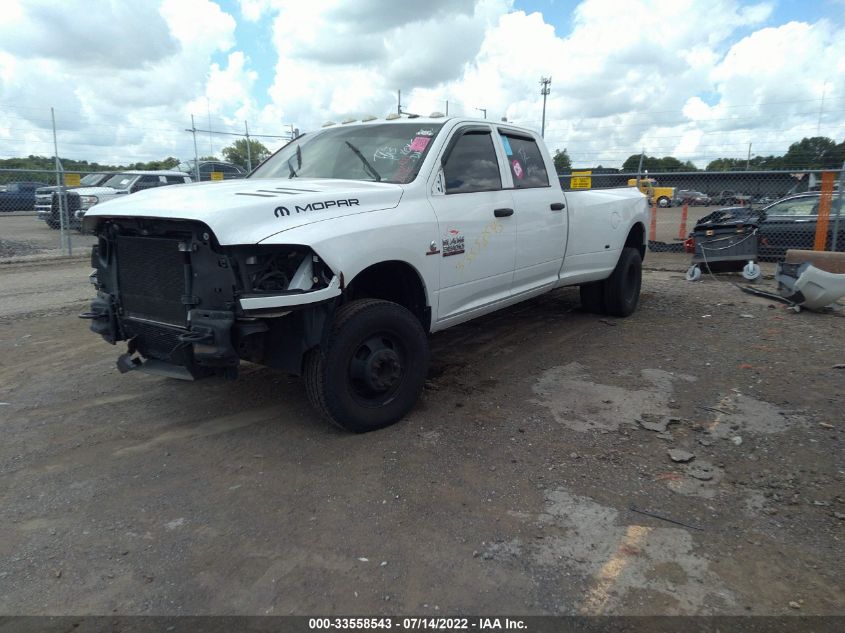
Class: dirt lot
0,254,843,616
0,213,95,260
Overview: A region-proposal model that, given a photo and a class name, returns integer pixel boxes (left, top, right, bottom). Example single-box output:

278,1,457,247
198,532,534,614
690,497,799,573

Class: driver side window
444,131,501,194
769,198,817,216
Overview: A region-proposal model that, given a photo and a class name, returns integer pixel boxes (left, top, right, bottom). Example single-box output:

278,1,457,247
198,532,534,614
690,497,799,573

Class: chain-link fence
0,166,204,258
0,104,300,258
3,146,843,264
561,168,845,262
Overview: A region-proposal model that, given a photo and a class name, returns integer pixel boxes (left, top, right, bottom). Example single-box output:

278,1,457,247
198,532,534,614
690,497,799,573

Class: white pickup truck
82,117,647,432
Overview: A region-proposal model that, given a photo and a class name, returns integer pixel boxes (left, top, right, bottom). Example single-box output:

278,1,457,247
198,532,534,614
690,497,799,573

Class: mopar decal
274,199,359,218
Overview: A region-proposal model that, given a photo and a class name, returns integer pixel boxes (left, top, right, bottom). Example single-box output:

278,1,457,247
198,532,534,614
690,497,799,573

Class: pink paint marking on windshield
410,136,431,152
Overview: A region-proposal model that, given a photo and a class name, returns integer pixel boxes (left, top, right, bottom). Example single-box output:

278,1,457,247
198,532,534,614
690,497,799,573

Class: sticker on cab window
410,136,431,152
511,159,524,180
501,135,513,156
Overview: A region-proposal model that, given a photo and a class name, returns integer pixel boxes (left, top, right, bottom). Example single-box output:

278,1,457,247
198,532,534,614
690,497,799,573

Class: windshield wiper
286,145,301,178
345,141,381,182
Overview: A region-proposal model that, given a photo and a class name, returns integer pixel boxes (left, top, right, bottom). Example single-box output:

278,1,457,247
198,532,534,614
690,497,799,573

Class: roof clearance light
429,111,445,118
322,121,336,127
342,118,356,124
361,115,377,122
385,113,401,120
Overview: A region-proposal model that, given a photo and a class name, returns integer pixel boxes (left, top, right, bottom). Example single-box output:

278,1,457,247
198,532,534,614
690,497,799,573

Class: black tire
304,298,429,433
579,281,606,314
46,218,59,229
657,196,670,208
603,247,642,317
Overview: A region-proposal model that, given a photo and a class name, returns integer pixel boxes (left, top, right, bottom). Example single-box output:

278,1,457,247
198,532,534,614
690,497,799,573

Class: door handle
494,208,514,217
550,202,565,211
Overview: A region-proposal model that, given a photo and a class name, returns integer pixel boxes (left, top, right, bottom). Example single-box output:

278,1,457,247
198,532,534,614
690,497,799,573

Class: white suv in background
72,170,192,227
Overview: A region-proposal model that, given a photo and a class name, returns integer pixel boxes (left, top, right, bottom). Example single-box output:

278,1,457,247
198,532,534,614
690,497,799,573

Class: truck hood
83,178,404,244
73,186,122,196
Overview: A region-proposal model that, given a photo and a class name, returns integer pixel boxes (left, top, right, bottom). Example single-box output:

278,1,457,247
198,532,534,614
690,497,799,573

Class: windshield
103,174,136,189
251,123,443,184
81,174,104,185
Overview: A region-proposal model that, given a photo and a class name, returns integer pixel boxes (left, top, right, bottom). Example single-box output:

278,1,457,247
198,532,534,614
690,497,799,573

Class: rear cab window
497,131,549,189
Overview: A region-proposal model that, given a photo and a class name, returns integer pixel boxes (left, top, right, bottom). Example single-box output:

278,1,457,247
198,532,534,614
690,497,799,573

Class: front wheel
304,299,429,433
603,247,643,317
657,196,671,208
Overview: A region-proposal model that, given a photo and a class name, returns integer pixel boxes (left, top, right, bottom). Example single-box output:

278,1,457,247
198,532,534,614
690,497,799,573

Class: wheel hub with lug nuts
364,349,402,392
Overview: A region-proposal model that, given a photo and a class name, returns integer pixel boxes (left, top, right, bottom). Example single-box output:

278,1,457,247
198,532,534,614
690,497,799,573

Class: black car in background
756,193,844,260
0,181,48,211
676,190,711,206
686,193,845,261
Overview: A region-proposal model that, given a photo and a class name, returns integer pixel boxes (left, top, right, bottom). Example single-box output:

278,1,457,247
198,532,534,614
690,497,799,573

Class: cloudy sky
0,0,843,168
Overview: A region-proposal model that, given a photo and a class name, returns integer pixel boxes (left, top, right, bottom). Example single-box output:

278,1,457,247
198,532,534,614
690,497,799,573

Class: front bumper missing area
82,299,242,380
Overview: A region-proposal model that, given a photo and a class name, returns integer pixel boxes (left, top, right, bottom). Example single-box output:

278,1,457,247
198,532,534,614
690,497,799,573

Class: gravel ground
0,255,843,616
0,238,45,259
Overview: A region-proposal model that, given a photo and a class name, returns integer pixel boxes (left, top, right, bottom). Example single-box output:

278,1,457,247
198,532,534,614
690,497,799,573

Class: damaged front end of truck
81,218,341,380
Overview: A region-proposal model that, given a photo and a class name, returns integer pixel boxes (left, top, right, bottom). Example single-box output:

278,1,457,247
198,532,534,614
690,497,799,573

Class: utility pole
475,107,487,119
746,142,752,170
817,81,827,136
540,76,551,138
637,148,645,184
51,107,69,255
185,115,201,181
244,120,252,172
397,90,402,116
445,100,449,116
206,97,213,155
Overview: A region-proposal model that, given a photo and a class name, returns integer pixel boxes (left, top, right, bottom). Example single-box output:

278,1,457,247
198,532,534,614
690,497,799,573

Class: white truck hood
83,178,404,244
73,186,122,196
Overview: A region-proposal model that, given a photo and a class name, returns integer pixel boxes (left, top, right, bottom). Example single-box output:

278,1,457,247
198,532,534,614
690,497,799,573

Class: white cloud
0,0,179,68
0,0,843,169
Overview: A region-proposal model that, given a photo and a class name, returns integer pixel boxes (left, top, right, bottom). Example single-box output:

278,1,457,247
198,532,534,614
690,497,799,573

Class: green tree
222,139,270,170
781,137,840,169
705,157,745,171
130,156,181,170
623,154,698,172
553,148,572,174
706,136,845,171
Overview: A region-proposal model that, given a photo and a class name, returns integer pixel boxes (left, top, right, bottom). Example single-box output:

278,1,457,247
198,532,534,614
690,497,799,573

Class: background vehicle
627,177,676,207
35,173,117,228
83,117,647,433
676,190,711,206
757,193,844,260
683,193,845,261
62,171,191,229
713,190,752,206
0,181,48,212
178,160,245,181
